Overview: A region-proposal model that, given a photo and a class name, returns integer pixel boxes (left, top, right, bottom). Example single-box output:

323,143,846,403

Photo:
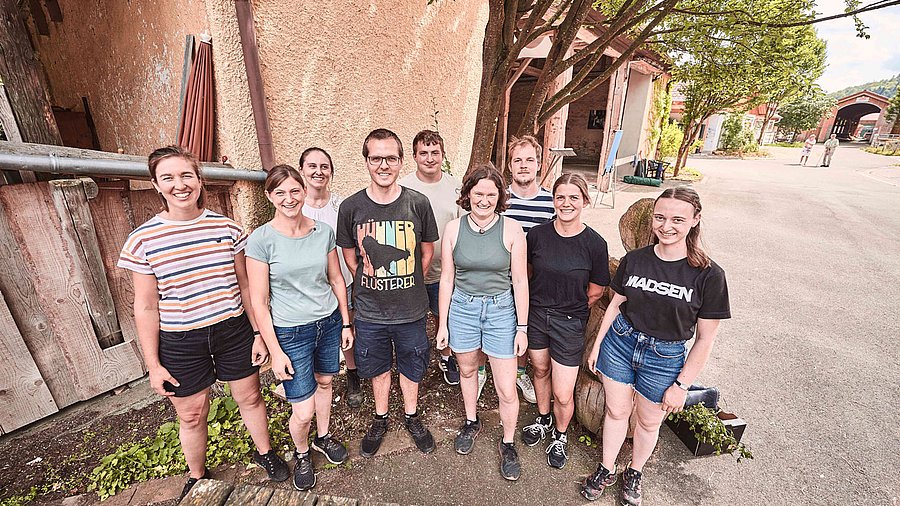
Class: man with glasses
399,130,462,386
337,128,440,457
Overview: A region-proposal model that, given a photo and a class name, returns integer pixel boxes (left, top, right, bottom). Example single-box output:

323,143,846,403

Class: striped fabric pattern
504,187,555,233
118,210,248,332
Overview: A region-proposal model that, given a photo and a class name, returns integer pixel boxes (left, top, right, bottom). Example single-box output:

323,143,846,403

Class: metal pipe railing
0,151,266,182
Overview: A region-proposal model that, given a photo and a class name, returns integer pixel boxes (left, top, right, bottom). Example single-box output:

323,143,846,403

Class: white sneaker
516,372,537,404
477,367,487,400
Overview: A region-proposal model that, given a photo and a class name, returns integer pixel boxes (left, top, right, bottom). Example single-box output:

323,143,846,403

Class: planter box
665,411,747,457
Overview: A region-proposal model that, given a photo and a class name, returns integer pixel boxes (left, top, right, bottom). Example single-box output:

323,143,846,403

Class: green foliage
430,97,454,176
770,141,803,148
777,88,836,137
88,385,292,500
648,82,673,156
577,434,597,448
668,404,753,463
719,114,758,153
1,488,39,506
657,120,683,160
885,92,900,124
828,73,899,99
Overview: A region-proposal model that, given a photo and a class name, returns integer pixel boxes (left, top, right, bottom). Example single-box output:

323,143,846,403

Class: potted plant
666,403,752,462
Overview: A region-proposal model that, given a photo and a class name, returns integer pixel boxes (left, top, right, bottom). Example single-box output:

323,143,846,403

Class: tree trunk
673,121,698,177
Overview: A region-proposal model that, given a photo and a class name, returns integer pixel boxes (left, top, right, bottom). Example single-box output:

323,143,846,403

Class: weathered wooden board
223,484,273,506
0,289,58,434
317,496,358,506
128,189,164,226
0,188,79,407
267,489,317,506
0,183,144,403
49,179,123,349
181,479,233,506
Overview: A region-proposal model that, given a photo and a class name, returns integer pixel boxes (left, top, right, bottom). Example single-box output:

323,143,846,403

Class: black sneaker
179,468,210,501
620,467,643,506
454,418,482,455
439,355,461,385
252,449,290,482
360,417,389,457
311,433,349,465
546,429,568,469
292,450,316,491
405,415,436,454
498,440,521,481
581,462,617,501
346,368,363,408
521,415,553,446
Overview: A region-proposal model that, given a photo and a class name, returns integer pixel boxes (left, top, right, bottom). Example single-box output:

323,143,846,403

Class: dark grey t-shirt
336,187,439,324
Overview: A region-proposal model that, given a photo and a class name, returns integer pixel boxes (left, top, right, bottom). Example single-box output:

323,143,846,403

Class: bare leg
288,396,316,453
314,373,334,435
488,355,520,442
398,372,420,414
549,360,579,432
529,348,552,415
630,394,669,472
371,371,391,415
170,389,211,478
600,376,635,471
229,373,272,453
455,350,482,420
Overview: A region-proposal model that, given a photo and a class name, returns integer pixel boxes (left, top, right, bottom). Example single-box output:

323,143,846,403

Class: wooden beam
223,484,273,506
267,489,316,506
43,0,61,22
26,0,48,35
181,480,234,506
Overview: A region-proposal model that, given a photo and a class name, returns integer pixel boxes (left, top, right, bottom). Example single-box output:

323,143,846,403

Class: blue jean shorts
596,314,687,404
448,288,517,359
274,309,342,403
425,282,440,317
354,317,429,382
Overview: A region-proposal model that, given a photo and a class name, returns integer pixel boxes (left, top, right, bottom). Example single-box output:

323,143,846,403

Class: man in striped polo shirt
502,135,555,405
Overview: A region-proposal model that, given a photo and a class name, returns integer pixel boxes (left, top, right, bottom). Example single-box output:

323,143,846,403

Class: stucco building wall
28,0,209,155
251,0,489,196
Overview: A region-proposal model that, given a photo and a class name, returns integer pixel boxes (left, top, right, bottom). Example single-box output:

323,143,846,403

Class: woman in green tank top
435,164,529,481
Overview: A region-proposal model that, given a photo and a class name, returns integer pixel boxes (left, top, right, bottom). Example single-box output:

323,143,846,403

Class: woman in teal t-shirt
246,165,353,491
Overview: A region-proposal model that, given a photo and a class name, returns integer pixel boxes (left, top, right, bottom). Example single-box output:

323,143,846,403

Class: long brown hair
148,145,205,211
651,187,710,269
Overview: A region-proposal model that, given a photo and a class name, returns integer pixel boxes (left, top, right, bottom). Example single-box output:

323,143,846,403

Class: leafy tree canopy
778,86,837,134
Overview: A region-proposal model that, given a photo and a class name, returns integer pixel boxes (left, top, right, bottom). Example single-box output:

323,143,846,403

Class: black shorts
527,307,587,367
158,312,258,397
353,317,429,383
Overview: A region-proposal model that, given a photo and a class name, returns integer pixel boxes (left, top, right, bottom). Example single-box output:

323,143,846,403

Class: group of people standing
799,133,840,167
119,127,730,505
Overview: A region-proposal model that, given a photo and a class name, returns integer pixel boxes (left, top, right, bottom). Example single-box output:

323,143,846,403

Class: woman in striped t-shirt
118,146,288,499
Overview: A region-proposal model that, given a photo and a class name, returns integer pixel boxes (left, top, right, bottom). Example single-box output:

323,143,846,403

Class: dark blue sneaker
439,355,461,385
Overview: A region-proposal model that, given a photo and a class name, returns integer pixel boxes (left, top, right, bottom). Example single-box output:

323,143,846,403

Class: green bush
720,113,758,153
657,121,683,159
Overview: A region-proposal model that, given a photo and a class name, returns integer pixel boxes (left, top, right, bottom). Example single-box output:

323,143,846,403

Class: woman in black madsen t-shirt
582,187,730,505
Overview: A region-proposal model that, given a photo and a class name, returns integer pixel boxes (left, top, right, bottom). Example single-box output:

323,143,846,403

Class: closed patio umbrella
177,34,214,162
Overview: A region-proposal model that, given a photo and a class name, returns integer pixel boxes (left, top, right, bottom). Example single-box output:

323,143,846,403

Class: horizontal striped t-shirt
504,186,555,233
117,210,248,332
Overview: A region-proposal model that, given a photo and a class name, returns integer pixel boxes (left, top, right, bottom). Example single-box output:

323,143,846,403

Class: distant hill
828,74,899,99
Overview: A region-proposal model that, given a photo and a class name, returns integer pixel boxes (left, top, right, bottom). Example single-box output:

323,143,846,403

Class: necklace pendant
479,228,485,234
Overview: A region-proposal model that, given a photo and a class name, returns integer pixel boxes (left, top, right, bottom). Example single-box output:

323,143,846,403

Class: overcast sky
815,0,900,93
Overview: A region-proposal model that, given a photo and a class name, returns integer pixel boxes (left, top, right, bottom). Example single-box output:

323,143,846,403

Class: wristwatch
342,324,352,329
516,324,528,333
252,330,261,337
673,379,690,391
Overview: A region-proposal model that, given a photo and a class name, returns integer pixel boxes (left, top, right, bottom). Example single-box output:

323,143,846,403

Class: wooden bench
180,479,398,506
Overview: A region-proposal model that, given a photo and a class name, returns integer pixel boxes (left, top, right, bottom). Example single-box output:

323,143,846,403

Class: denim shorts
158,312,257,398
354,317,429,382
448,288,517,359
425,282,440,317
596,314,687,404
274,309,342,403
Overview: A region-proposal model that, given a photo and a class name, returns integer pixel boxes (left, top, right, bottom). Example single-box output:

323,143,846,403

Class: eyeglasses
367,155,402,167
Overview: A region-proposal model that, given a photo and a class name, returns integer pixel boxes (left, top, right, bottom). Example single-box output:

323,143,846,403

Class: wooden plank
317,496,357,506
0,183,144,403
26,0,49,36
181,479,234,506
128,189,164,226
43,0,62,22
0,289,58,434
49,179,123,349
223,484,273,506
267,489,317,506
357,501,399,506
0,187,78,407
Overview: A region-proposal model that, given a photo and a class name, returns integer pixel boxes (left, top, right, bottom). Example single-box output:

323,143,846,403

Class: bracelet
252,330,261,337
673,379,690,391
342,324,352,329
516,324,528,333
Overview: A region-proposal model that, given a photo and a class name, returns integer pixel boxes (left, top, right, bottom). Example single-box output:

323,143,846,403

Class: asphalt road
310,144,899,505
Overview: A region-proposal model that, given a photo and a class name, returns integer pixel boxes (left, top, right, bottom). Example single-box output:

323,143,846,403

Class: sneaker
179,468,210,500
439,355,461,385
521,415,553,446
516,372,537,404
546,429,568,469
360,417,389,457
581,462,617,501
497,440,521,481
620,467,643,506
311,433,349,465
252,449,290,482
405,415,436,454
454,418,482,455
346,368,363,408
292,450,316,491
476,367,487,400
